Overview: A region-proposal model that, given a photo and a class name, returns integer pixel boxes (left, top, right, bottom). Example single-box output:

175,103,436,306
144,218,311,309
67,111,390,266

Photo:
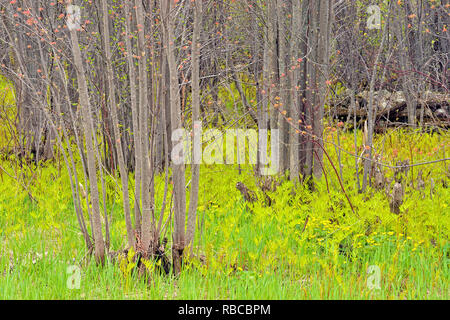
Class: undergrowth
0,125,448,299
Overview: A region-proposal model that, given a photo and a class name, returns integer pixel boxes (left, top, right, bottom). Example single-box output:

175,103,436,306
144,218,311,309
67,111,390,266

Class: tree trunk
100,0,134,249
69,28,105,264
161,0,187,275
186,0,202,251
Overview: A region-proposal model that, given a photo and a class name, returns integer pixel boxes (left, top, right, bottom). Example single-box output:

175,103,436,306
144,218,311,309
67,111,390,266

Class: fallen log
330,90,449,126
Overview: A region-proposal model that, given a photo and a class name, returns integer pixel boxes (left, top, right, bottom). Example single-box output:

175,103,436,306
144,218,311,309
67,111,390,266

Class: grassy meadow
0,117,448,299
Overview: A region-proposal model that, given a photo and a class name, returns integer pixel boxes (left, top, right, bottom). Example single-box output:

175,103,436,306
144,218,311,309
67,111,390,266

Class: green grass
0,126,449,299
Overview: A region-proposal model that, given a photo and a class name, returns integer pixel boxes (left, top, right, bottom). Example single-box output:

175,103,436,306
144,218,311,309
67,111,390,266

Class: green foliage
0,128,448,299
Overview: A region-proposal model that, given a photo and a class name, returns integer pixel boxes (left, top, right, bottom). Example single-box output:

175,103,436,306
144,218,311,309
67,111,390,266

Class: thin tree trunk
305,0,319,179
289,0,302,184
267,0,278,132
124,1,142,236
69,28,105,264
161,0,187,275
313,0,331,180
186,0,202,251
277,0,288,174
135,0,153,254
100,0,134,249
362,4,391,192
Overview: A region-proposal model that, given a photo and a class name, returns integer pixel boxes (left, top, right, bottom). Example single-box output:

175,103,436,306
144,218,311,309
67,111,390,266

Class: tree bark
161,0,187,275
100,0,134,249
186,0,202,251
69,28,105,264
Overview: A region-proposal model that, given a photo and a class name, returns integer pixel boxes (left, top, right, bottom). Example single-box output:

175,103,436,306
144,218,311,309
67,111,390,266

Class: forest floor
0,127,449,299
